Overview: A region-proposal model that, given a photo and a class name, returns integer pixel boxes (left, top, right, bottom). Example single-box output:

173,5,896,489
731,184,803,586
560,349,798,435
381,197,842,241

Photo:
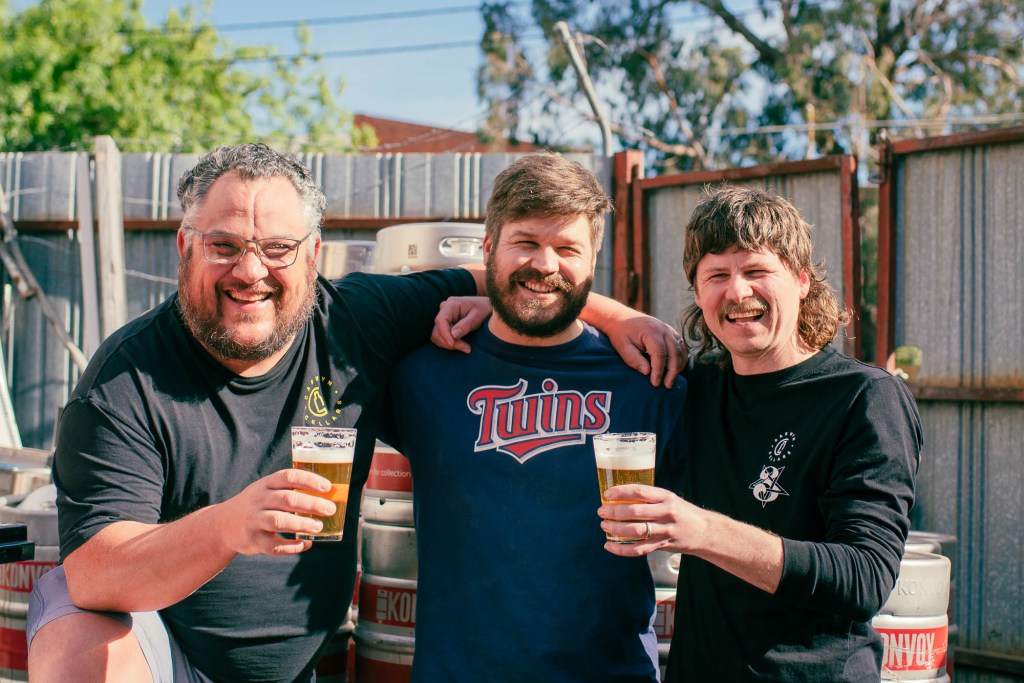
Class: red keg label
366,450,413,493
359,581,417,628
0,625,28,671
878,626,948,672
0,560,57,593
654,596,675,640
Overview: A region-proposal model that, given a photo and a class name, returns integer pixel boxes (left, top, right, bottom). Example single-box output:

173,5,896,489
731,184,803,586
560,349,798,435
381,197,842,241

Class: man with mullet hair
381,152,687,682
599,185,922,681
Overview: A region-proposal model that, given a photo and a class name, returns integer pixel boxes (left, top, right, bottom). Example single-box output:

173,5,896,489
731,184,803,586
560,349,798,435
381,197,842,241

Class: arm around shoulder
579,292,685,387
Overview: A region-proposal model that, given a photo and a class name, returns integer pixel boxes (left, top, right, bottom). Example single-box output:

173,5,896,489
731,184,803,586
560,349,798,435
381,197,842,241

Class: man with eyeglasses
25,143,684,683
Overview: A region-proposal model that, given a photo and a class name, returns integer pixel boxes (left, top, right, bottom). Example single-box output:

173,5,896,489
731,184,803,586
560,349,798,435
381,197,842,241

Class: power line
213,5,482,32
231,39,483,63
135,3,522,35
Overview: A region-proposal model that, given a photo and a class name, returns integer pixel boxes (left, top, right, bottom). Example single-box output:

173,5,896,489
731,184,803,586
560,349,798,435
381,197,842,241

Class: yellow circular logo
307,386,328,418
303,376,343,426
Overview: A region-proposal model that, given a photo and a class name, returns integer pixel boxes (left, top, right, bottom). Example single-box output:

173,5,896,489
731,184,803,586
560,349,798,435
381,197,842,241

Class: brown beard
177,248,318,363
486,264,592,339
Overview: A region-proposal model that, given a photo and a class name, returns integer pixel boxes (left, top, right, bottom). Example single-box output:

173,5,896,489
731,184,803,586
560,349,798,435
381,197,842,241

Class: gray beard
177,251,317,363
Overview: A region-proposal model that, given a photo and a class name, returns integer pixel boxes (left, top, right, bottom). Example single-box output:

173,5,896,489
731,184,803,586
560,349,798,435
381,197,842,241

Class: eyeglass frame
182,226,315,268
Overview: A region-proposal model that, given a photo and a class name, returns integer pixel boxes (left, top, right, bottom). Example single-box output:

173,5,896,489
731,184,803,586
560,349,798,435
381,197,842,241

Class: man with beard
598,186,922,681
380,153,688,682
26,144,683,683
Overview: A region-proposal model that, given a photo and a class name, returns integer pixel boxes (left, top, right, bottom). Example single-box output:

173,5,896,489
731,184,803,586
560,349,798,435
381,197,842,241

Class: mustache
225,282,282,297
723,299,768,318
510,267,573,293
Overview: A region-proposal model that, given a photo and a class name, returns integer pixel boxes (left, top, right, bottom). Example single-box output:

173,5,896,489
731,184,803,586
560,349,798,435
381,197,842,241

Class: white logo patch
749,432,796,507
750,465,789,507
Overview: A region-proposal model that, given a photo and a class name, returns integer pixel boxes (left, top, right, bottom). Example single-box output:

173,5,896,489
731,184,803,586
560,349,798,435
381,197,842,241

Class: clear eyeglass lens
202,234,300,267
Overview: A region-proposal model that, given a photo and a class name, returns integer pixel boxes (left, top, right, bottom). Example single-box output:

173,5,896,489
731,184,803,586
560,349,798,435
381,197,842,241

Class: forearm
579,291,641,328
691,508,784,594
63,506,236,613
599,486,783,593
459,263,486,295
777,536,901,621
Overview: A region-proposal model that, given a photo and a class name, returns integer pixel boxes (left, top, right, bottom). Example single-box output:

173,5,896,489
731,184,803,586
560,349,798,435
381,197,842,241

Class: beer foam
292,446,355,464
594,449,654,470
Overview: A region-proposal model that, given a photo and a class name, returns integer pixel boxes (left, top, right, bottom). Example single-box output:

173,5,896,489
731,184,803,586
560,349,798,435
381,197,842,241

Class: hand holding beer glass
291,426,356,541
594,432,656,543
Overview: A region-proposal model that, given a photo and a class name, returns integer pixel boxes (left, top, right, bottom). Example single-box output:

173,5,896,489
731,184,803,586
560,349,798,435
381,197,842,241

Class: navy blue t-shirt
383,321,687,683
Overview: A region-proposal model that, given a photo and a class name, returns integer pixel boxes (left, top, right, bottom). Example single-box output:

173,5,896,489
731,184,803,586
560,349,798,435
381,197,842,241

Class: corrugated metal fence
0,147,603,451
878,126,1024,681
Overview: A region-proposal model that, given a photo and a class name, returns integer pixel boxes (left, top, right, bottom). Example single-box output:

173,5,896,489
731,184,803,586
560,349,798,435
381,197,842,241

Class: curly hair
485,152,612,250
177,143,326,252
680,185,851,362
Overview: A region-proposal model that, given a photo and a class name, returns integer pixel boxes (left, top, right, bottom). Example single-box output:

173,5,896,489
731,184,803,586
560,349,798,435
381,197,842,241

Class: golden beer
291,427,357,542
593,432,656,543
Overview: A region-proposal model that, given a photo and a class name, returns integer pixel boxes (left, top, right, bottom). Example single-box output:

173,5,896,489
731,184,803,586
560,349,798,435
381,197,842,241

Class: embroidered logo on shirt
467,378,611,463
303,375,343,426
749,432,795,507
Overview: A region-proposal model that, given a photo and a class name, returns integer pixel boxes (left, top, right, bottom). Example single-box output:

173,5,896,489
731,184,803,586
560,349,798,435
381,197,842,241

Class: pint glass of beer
593,432,656,543
291,426,357,542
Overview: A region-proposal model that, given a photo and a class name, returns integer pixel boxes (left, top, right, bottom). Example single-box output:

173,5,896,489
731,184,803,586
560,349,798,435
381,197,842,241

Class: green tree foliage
0,0,377,152
479,0,1024,170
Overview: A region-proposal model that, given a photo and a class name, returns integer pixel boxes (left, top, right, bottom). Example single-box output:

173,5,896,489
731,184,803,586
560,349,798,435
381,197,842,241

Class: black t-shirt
53,269,475,683
665,347,922,682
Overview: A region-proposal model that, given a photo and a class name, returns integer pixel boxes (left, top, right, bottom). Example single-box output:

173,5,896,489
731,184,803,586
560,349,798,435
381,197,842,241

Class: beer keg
648,550,680,679
874,612,949,681
317,240,376,279
0,455,50,499
907,530,959,678
362,443,414,527
353,630,414,683
373,223,484,275
880,551,951,617
874,550,952,681
313,609,355,683
0,486,58,683
355,444,418,681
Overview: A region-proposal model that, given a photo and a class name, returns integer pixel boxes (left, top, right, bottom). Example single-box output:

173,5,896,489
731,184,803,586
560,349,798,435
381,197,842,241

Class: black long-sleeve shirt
665,347,921,682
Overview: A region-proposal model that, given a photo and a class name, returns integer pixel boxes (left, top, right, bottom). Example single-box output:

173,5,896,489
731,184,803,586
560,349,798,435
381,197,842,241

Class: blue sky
140,1,488,132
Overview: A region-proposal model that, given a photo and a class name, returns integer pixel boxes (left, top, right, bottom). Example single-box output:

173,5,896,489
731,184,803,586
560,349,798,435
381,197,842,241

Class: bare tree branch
537,77,706,161
953,53,1023,84
858,31,922,134
637,47,707,160
695,0,784,67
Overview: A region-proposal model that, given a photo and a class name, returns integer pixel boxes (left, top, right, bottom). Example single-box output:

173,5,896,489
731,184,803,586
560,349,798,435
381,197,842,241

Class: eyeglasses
183,227,313,268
